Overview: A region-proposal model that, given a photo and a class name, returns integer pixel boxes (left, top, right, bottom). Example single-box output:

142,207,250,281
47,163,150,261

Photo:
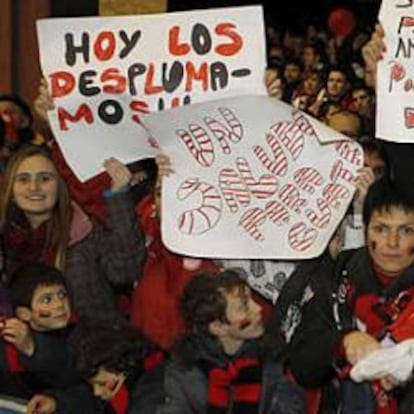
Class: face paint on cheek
238,318,251,330
105,378,120,392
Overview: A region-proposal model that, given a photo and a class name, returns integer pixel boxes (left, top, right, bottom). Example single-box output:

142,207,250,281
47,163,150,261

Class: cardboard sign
377,0,414,142
36,6,266,181
144,95,363,259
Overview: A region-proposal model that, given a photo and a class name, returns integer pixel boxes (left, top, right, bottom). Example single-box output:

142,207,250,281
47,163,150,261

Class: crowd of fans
0,5,412,414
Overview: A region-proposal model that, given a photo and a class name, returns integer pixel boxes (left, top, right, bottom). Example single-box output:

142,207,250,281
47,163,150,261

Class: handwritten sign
377,0,414,142
36,6,266,181
144,95,363,259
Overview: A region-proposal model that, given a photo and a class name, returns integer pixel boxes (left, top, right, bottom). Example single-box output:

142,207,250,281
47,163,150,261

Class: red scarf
3,215,57,273
109,352,165,414
203,357,262,413
5,343,25,372
371,380,398,414
351,268,409,414
354,284,413,339
110,384,129,414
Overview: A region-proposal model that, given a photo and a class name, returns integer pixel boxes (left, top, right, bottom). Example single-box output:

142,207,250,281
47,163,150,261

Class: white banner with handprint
144,95,363,259
377,0,414,142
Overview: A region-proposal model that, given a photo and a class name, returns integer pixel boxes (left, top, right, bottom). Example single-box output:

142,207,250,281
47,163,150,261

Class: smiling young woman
0,144,146,324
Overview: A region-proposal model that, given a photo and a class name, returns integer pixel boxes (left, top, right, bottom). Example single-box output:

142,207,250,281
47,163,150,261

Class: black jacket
269,247,414,412
0,323,99,413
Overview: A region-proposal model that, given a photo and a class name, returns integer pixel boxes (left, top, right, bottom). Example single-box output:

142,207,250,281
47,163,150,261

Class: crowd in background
0,5,412,414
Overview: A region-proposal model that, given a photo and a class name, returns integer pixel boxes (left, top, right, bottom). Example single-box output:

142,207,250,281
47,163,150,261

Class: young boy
74,322,165,413
0,263,98,413
160,269,306,413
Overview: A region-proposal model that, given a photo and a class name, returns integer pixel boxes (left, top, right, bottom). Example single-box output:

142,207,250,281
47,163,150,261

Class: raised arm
362,24,386,89
98,157,146,286
33,78,54,123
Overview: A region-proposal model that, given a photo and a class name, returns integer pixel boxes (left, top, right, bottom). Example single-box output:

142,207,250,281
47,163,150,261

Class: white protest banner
144,95,363,259
36,6,267,181
377,0,414,143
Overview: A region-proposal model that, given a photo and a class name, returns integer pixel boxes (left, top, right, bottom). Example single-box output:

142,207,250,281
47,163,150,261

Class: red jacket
130,195,218,349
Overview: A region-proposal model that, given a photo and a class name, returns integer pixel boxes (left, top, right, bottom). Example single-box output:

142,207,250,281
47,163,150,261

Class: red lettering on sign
49,72,75,98
214,23,243,56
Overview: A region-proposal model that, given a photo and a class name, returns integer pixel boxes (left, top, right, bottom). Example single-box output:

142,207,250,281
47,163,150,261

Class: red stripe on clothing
110,384,129,414
5,344,25,372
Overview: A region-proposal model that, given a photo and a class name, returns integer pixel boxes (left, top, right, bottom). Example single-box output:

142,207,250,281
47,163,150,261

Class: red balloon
328,8,356,38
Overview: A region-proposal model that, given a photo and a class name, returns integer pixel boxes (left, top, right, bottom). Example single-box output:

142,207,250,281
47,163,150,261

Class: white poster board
144,95,363,259
377,0,414,142
36,6,266,181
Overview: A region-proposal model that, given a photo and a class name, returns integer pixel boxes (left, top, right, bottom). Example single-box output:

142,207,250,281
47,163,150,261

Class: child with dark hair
74,322,165,413
268,177,414,413
160,269,306,414
7,263,71,328
0,263,99,413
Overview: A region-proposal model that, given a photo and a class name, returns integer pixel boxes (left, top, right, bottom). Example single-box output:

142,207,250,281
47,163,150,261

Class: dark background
50,0,381,32
169,0,381,32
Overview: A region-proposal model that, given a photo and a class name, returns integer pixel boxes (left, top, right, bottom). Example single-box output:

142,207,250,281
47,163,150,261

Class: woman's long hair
0,144,72,270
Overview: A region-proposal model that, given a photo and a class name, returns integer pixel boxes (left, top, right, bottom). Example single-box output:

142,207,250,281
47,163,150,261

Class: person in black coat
267,177,414,413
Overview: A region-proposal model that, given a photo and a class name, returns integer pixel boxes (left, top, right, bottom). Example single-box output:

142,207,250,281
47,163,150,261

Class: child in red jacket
130,174,218,349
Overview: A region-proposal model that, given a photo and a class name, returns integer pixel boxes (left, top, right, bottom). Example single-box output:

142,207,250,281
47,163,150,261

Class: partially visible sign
377,0,414,142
